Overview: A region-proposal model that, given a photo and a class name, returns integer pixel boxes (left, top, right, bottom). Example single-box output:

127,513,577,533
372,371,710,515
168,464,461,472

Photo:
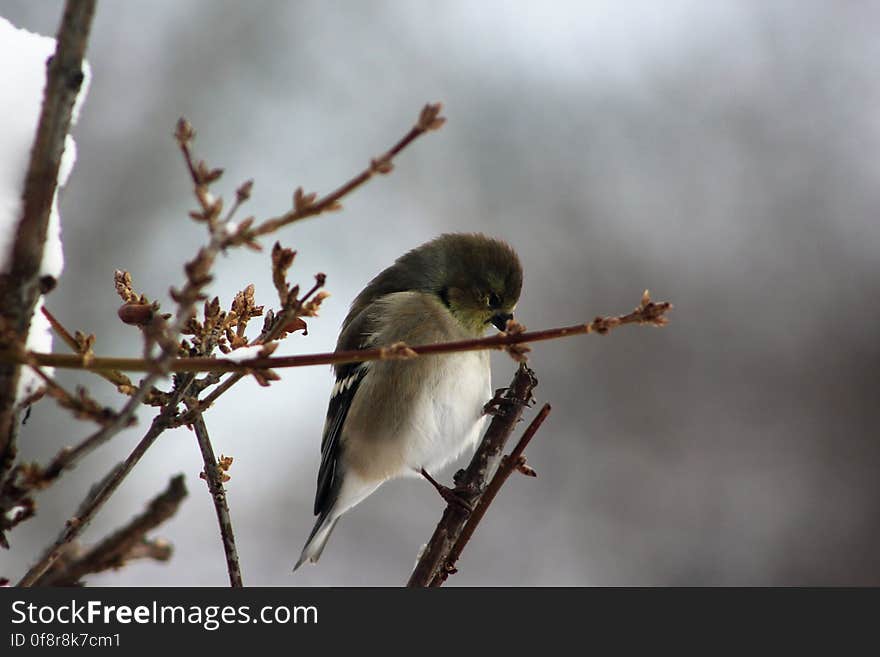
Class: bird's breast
402,350,491,474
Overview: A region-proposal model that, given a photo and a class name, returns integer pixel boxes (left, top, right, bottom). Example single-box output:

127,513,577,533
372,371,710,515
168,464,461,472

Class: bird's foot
421,468,474,513
483,387,530,417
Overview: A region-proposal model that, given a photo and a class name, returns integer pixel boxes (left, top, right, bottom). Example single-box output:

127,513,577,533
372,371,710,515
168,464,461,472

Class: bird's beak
490,312,513,332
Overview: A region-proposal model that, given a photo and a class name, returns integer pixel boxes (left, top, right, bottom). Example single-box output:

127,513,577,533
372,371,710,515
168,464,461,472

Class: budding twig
249,103,446,236
3,293,673,376
191,412,242,587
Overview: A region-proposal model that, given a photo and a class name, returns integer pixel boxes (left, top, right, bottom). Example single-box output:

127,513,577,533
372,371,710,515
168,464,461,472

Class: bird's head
419,233,523,335
347,233,523,338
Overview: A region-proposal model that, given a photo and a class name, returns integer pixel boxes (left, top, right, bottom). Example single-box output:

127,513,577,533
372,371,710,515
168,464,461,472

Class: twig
170,274,327,423
4,293,673,375
408,363,538,587
17,384,191,586
0,367,168,549
191,413,242,587
35,474,187,586
41,306,144,398
430,403,552,586
26,363,123,426
0,0,95,482
250,103,445,236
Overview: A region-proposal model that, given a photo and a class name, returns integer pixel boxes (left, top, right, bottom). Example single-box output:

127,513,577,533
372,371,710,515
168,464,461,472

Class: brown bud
117,303,154,326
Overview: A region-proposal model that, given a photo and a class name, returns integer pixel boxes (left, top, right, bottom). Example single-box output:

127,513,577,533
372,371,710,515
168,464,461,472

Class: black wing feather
313,362,366,516
313,305,376,516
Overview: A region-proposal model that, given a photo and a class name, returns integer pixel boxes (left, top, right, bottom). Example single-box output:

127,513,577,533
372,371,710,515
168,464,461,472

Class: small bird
295,233,523,569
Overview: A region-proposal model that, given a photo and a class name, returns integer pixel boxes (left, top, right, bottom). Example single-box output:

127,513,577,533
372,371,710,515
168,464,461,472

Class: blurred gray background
2,0,878,586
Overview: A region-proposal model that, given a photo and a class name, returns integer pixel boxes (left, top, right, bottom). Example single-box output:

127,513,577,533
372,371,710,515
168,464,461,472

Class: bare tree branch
17,386,191,586
408,363,538,587
0,0,95,484
35,474,187,586
429,402,552,586
249,103,446,236
191,413,242,587
2,293,673,376
41,305,145,398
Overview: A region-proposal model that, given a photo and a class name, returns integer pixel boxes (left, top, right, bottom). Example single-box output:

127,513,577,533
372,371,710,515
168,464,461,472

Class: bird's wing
313,308,373,516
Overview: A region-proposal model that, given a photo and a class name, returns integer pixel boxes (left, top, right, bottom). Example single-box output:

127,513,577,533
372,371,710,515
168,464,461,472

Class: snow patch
0,16,90,399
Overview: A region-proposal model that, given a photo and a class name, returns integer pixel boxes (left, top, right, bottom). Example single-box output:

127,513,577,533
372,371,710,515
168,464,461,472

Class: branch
249,103,445,236
192,413,242,587
3,293,673,375
429,403,552,586
0,0,95,481
17,385,191,586
34,474,187,586
408,363,538,587
41,305,145,399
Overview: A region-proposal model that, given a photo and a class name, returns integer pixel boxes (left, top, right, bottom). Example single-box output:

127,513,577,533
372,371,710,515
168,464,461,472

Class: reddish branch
430,403,552,586
408,363,539,587
2,294,673,376
0,0,95,481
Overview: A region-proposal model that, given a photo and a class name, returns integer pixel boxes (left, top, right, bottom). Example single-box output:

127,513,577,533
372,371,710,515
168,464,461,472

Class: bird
294,232,523,569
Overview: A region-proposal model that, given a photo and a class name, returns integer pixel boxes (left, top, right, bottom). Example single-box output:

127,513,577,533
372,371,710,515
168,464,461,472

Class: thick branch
408,363,538,587
0,0,95,479
35,474,187,586
3,295,673,376
191,413,242,587
430,403,552,586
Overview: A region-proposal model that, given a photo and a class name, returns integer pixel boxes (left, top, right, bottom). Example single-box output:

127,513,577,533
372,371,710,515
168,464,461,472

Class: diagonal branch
408,363,538,587
250,103,445,236
34,474,187,586
17,381,193,586
41,305,144,398
429,402,552,586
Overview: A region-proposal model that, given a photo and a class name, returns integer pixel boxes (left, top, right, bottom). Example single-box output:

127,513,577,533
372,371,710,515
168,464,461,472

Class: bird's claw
421,468,474,514
483,388,530,417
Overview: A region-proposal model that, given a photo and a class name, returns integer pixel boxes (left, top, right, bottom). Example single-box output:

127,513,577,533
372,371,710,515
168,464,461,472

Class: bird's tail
294,510,339,571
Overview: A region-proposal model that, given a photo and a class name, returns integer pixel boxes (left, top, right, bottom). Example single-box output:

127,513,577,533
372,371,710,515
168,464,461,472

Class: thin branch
0,367,167,549
3,293,673,375
408,363,538,587
430,403,552,587
170,273,327,423
191,413,242,587
35,474,187,586
0,0,96,481
250,103,445,236
41,305,143,397
17,382,192,586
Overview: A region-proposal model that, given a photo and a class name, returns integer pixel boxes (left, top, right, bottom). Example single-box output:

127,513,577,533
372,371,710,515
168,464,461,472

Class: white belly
401,350,491,475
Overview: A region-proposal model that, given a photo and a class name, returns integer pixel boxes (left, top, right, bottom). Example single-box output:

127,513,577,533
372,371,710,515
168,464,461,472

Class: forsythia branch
1,293,672,375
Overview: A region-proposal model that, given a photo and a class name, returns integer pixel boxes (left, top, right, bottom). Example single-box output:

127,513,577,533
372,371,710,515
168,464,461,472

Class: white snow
0,16,90,400
221,345,267,363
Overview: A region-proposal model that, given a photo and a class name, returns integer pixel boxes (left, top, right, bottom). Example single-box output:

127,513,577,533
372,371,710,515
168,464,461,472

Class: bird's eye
487,292,502,309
